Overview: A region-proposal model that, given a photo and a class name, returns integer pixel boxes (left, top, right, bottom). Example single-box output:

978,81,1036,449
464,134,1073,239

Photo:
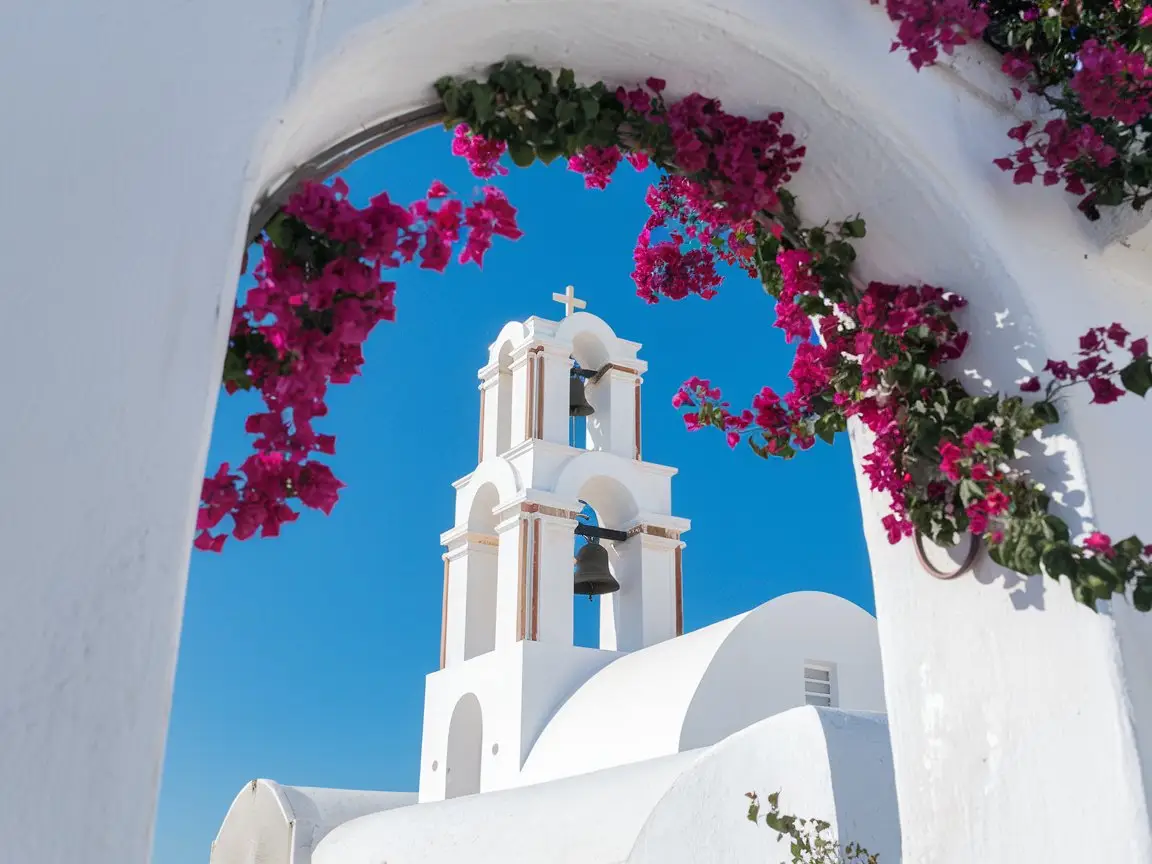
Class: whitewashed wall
3,1,1152,862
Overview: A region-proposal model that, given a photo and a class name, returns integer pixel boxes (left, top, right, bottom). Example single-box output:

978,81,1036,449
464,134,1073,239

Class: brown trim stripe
521,502,580,520
517,520,528,641
534,353,545,439
524,352,536,440
634,377,642,461
674,546,684,637
626,524,681,540
530,517,542,640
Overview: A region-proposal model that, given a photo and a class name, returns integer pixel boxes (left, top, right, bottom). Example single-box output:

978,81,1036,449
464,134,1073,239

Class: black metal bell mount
569,372,594,418
573,540,620,598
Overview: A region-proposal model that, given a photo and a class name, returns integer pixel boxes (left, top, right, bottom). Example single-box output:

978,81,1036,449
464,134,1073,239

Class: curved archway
15,1,1152,862
552,451,652,525
445,693,484,799
555,312,624,371
452,458,520,527
221,13,1152,864
486,321,528,367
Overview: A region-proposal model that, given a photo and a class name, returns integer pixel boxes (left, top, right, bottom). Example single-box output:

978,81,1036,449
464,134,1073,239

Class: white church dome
518,591,885,785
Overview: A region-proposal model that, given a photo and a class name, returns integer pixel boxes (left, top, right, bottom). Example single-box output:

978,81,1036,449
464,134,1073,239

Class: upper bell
569,375,594,417
573,541,620,597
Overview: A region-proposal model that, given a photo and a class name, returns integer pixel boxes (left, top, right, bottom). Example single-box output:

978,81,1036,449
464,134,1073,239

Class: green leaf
265,213,293,250
958,478,984,507
1031,400,1060,426
843,218,867,238
441,88,460,117
470,83,494,122
1041,543,1078,580
1041,514,1070,544
558,68,575,90
507,140,536,168
1120,355,1152,397
536,144,563,165
580,93,600,120
1134,578,1152,613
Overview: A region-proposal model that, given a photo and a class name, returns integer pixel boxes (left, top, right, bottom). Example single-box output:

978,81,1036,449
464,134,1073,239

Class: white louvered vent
804,663,836,707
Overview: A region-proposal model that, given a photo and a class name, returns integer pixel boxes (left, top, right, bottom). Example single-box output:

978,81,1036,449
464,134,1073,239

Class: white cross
552,284,587,318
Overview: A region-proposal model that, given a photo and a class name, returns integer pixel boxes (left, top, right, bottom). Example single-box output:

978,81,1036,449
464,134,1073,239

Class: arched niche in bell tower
555,313,643,460
479,322,526,460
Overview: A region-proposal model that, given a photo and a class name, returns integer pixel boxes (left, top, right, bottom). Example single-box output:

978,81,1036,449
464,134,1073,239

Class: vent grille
804,664,835,707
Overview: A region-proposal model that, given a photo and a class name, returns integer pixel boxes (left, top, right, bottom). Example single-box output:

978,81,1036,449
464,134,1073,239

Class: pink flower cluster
675,245,974,547
196,178,522,551
1081,531,1152,560
870,0,990,70
994,118,1116,196
874,1,1152,212
1021,323,1149,404
625,83,803,302
567,146,649,189
632,176,757,303
936,426,1012,535
452,125,509,179
1071,39,1152,125
448,81,801,307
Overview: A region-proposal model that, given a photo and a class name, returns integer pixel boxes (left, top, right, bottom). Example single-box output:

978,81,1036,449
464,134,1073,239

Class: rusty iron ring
913,529,981,580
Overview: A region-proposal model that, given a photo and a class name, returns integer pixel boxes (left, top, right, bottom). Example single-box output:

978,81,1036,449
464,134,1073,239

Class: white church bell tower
419,288,691,802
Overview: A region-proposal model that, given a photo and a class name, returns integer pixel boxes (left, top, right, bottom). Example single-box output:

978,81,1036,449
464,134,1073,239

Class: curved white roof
519,592,884,785
314,749,706,864
310,708,900,864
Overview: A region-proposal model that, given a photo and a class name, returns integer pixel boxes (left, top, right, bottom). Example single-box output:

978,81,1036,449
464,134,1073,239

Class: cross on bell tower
551,284,586,317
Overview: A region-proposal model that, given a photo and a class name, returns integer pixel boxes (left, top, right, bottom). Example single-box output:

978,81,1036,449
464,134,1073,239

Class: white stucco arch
484,321,527,368
7,1,1152,862
554,312,628,371
518,592,883,785
452,458,521,528
445,693,484,799
552,451,666,523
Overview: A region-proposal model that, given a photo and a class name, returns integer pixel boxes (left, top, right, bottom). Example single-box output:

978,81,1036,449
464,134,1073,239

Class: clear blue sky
152,127,872,864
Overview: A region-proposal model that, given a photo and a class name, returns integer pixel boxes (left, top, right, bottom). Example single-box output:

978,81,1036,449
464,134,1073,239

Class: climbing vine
747,791,879,864
875,0,1152,219
201,59,1152,615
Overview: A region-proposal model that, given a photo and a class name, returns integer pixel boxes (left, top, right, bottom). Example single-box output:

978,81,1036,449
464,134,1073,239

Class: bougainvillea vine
874,0,1152,220
196,179,522,551
436,60,1151,610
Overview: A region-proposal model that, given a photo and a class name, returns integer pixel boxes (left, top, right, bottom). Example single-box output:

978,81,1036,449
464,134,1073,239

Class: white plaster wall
629,709,898,864
419,639,618,800
6,0,1152,860
519,593,884,786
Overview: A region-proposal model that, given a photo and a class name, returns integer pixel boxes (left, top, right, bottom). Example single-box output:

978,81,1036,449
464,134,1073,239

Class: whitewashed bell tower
418,288,691,802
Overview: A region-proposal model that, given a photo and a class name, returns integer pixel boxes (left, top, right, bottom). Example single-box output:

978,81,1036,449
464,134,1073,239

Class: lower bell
573,541,620,597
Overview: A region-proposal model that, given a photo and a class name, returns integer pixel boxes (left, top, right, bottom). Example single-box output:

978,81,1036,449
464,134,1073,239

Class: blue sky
152,127,872,864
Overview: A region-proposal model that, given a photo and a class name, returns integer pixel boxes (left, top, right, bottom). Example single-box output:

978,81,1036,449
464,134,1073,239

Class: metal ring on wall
913,529,981,580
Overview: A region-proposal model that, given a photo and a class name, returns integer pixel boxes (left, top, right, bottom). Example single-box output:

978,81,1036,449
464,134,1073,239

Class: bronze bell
569,375,594,417
573,541,620,597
